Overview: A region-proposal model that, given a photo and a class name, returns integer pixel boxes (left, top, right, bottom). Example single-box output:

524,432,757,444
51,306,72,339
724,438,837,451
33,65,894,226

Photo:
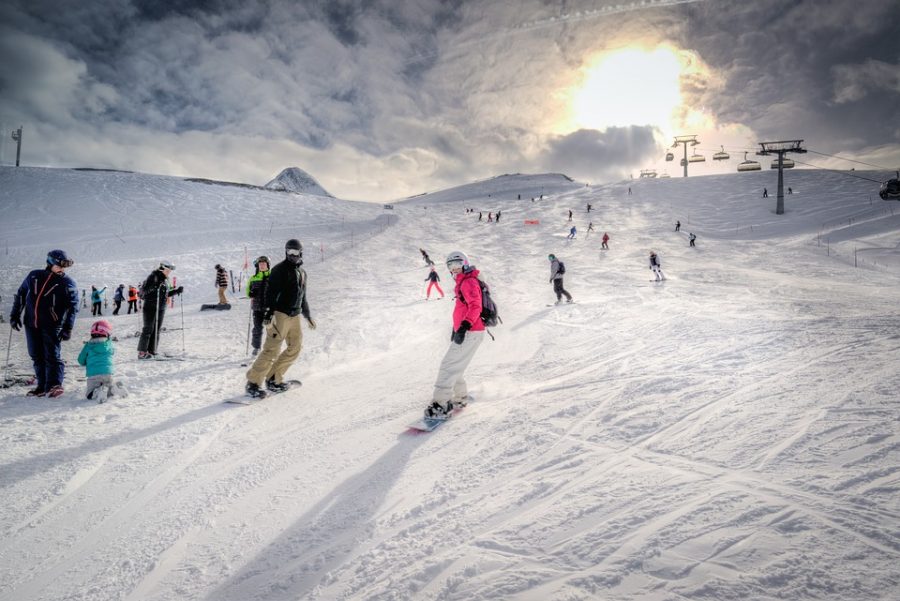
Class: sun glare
569,46,685,132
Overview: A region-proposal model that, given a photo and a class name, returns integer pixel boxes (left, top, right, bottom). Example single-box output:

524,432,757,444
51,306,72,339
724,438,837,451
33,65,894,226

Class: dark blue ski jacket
11,267,80,332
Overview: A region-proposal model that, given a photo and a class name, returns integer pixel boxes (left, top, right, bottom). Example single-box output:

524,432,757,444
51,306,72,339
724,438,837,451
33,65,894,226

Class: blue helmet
47,249,74,268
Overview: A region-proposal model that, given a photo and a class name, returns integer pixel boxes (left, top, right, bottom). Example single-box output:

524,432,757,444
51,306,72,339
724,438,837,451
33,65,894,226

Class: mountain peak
264,167,332,197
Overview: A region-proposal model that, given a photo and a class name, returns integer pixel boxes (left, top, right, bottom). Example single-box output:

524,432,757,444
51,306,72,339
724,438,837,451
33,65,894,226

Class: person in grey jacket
548,254,573,304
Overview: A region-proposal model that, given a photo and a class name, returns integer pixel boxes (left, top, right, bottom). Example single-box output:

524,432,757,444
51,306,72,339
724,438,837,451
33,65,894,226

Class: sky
1,0,899,201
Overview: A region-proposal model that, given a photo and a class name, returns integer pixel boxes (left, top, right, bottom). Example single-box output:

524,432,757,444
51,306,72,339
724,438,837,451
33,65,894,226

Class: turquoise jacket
77,338,115,377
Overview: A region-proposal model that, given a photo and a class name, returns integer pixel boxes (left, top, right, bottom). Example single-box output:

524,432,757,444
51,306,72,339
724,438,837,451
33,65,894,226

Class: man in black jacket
137,261,183,359
245,239,316,397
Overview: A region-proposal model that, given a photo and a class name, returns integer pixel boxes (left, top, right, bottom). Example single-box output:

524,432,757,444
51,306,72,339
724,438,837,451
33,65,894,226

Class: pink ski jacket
452,269,485,331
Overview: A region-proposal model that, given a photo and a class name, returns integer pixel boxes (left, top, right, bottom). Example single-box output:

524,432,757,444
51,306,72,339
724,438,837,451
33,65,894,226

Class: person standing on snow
424,251,485,419
689,233,697,247
127,285,139,314
548,254,573,304
424,266,445,300
246,255,271,356
244,239,316,398
601,232,610,250
675,220,681,232
649,251,666,281
113,284,125,315
215,264,229,305
91,285,107,316
8,249,80,397
567,225,577,240
137,261,183,359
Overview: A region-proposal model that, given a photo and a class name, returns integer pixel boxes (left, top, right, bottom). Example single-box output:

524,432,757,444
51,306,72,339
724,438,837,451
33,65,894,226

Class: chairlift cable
788,158,885,183
805,149,896,171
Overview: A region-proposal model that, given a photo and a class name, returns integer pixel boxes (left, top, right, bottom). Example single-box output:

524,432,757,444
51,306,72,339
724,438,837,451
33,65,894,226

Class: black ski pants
251,310,265,351
553,278,572,302
138,304,166,355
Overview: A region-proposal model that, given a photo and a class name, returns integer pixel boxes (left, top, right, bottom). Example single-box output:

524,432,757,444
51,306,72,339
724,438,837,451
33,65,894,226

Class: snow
1,165,899,601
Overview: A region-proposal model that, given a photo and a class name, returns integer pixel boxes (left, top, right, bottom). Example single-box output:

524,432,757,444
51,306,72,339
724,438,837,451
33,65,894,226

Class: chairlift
659,172,671,178
688,153,706,163
639,169,658,178
680,158,687,167
665,152,674,162
737,152,761,172
713,145,730,161
770,158,796,169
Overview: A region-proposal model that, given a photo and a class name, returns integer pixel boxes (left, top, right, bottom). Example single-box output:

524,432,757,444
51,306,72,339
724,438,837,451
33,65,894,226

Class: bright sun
569,46,684,131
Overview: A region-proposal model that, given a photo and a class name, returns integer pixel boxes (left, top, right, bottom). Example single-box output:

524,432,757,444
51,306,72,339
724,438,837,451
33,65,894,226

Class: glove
58,329,71,342
452,321,472,345
10,315,21,331
263,311,274,326
174,286,184,295
306,317,317,330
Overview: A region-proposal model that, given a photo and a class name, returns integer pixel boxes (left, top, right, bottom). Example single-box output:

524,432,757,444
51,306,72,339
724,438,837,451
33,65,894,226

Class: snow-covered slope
1,166,899,601
264,167,333,197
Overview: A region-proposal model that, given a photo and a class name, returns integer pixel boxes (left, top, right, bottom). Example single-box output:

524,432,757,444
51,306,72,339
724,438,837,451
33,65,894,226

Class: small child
77,320,124,402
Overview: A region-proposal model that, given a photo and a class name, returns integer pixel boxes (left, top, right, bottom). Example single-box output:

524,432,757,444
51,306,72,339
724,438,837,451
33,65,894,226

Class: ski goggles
54,258,75,268
286,249,302,257
160,261,175,270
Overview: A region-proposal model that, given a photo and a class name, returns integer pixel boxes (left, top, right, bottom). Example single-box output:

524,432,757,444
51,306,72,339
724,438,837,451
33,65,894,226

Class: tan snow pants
245,311,302,386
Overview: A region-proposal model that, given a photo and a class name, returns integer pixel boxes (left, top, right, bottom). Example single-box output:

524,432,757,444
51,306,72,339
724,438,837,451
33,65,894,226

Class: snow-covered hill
1,165,899,601
264,167,333,197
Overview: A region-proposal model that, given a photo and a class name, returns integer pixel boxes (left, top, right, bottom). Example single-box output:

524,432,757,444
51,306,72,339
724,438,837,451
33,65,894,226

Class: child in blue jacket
77,320,125,402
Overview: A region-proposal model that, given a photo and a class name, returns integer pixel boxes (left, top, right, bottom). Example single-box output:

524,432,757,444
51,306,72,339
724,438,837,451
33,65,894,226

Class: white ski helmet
446,250,469,273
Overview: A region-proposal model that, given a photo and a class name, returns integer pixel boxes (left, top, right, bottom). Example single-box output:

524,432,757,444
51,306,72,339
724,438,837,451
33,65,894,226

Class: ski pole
180,291,186,353
245,306,252,355
3,326,12,383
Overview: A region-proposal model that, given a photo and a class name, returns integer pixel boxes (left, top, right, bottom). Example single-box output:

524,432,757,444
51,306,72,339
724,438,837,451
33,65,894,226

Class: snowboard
226,380,302,405
407,398,472,432
201,303,232,311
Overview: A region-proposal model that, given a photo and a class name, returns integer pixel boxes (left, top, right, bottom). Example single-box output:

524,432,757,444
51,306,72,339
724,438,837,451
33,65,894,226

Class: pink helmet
91,320,113,337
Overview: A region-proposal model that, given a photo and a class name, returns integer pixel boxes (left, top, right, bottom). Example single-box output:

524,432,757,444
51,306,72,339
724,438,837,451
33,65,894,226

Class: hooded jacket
10,267,79,332
452,268,485,332
265,258,310,319
77,337,115,377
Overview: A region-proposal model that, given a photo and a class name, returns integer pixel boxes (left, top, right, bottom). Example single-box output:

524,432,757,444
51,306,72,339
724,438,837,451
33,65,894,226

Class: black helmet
47,249,74,268
285,239,303,264
253,255,271,267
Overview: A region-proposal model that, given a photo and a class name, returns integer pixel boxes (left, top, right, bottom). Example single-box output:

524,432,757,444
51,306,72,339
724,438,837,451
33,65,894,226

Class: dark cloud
539,127,660,181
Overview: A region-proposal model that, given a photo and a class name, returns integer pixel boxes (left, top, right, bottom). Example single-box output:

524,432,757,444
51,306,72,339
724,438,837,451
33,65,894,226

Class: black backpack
557,261,566,275
459,278,501,328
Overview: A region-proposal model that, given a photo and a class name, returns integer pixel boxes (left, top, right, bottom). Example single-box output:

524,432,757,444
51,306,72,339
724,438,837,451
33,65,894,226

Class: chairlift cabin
639,169,658,178
770,158,795,169
659,172,671,178
713,146,730,161
665,152,674,162
737,152,761,172
680,158,687,167
688,153,706,163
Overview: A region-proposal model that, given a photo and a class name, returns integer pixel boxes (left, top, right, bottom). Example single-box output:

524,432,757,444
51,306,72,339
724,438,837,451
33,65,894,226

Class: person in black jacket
245,239,317,397
215,264,228,304
137,261,183,359
9,249,80,397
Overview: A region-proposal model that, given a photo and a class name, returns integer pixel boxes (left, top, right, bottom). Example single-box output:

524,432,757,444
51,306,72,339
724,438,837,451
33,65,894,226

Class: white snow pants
652,266,666,281
85,375,127,401
432,330,484,402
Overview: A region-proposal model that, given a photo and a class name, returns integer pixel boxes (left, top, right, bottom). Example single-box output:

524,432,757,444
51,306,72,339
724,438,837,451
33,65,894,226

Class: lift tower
672,135,699,178
11,126,23,166
757,140,806,215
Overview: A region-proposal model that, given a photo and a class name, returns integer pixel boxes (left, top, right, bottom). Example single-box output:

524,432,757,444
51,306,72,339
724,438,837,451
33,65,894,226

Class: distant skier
763,188,768,198
478,212,483,221
215,264,228,304
601,232,610,250
689,233,697,247
649,251,666,281
675,220,681,232
788,187,793,194
244,239,316,398
587,222,595,233
548,254,573,304
78,320,126,401
246,255,271,356
568,209,573,221
91,285,107,316
567,226,577,240
424,251,485,419
495,210,501,223
137,261,183,359
113,284,125,315
587,203,592,212
628,187,632,195
425,266,444,300
420,248,434,266
488,212,493,222
127,285,139,314
9,249,79,397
